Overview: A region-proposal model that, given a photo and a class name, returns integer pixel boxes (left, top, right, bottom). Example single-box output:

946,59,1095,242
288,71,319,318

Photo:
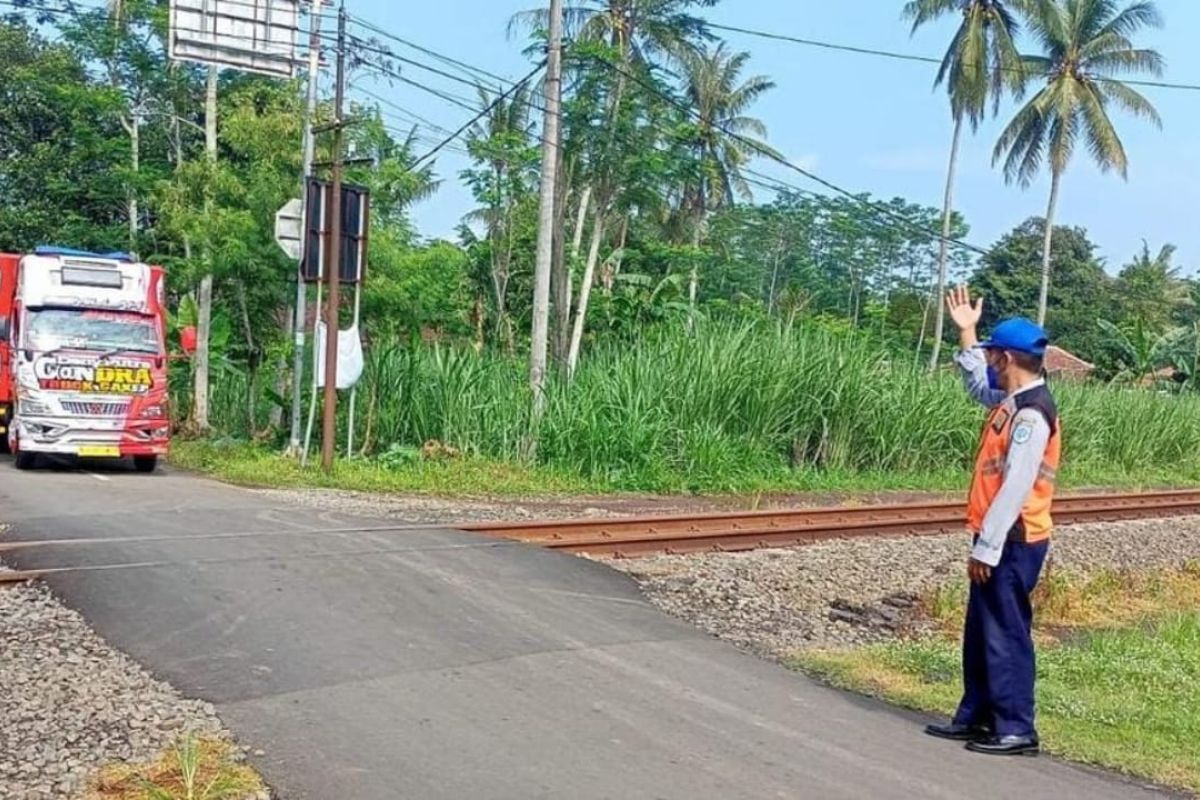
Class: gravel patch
0,568,256,800
610,517,1200,659
247,486,958,527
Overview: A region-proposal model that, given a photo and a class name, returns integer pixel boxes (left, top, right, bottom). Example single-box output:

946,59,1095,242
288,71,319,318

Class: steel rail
462,490,1200,558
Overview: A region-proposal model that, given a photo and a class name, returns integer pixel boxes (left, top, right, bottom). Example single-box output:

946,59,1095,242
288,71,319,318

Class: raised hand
946,285,983,332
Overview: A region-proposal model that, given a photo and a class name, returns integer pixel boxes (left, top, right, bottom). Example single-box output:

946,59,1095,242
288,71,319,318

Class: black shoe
923,722,993,741
965,734,1040,756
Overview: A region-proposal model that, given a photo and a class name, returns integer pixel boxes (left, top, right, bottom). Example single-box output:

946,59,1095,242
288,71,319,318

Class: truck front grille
61,401,131,417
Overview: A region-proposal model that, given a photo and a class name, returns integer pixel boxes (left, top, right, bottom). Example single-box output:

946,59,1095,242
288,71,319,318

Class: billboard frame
168,0,302,78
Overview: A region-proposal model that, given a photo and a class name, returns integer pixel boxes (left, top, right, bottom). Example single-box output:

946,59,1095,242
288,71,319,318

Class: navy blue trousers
952,538,1049,737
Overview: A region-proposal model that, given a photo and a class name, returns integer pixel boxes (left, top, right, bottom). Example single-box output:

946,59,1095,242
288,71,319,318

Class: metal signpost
298,178,370,466
171,1,368,472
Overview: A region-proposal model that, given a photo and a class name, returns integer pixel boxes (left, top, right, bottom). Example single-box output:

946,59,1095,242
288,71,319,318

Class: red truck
0,248,170,471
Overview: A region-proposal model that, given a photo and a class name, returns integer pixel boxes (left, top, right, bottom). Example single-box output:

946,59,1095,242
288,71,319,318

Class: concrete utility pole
320,2,348,473
288,1,324,454
528,0,564,435
193,65,218,432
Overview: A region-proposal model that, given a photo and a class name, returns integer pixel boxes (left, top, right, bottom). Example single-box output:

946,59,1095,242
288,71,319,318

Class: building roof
1044,345,1095,376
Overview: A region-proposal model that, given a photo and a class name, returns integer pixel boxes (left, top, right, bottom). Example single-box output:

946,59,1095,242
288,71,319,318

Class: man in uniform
924,286,1061,757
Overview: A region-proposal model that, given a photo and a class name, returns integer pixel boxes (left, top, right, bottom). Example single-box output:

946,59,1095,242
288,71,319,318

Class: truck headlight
19,397,52,416
140,404,167,419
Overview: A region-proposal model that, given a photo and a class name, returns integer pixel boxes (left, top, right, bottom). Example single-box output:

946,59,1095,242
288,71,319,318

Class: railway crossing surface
0,460,1170,799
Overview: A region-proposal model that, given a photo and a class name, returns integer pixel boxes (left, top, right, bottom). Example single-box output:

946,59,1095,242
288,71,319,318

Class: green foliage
362,238,475,340
799,606,1200,793
0,22,128,250
973,218,1113,360
903,0,1026,128
194,322,1200,493
994,0,1164,186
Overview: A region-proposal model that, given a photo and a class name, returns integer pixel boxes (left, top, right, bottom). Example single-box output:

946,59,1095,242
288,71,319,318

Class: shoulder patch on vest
1012,421,1034,445
991,409,1010,433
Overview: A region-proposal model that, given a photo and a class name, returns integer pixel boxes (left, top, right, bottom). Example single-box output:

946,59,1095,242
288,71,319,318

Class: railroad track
462,489,1200,558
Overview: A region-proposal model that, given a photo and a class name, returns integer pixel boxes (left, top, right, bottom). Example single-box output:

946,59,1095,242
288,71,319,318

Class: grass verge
169,439,591,496
170,438,1200,499
86,735,264,800
190,322,1200,495
795,568,1200,794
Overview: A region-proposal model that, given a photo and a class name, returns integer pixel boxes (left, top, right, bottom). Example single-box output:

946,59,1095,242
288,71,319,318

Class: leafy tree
1114,241,1193,332
972,217,1112,359
903,0,1027,368
679,42,777,328
363,239,474,341
994,0,1164,325
0,22,128,250
1095,317,1185,385
461,83,539,350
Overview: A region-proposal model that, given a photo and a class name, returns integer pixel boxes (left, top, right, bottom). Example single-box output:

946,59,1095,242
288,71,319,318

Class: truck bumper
11,415,169,457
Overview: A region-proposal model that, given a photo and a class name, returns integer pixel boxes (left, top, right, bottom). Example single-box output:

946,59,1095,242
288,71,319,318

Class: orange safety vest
966,383,1061,543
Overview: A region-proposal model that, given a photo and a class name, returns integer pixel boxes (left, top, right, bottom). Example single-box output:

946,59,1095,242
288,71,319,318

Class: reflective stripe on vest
966,394,1061,543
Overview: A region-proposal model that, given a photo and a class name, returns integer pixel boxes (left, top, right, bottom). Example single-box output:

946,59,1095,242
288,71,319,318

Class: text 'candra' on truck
0,248,170,472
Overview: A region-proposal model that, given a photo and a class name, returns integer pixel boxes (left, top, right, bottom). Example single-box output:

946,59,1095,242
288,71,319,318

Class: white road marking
87,472,111,482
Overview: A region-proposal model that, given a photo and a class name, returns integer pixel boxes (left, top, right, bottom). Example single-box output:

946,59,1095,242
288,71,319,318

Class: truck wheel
14,451,35,470
133,455,158,473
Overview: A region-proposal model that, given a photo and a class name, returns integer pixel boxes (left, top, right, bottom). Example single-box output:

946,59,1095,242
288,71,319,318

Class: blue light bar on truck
34,246,134,262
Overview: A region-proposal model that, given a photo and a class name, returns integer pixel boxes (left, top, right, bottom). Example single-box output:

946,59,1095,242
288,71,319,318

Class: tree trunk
571,185,592,257
687,210,705,334
235,280,258,435
550,146,571,365
767,229,785,315
603,214,628,295
128,112,139,249
192,67,218,432
915,287,933,364
928,116,963,370
527,0,563,440
1038,169,1062,327
567,208,606,378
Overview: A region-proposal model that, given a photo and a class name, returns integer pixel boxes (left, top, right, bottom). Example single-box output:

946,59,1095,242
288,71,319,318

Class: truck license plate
79,445,120,458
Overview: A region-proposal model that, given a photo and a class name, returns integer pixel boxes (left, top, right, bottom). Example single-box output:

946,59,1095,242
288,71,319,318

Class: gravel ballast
0,572,235,800
610,517,1200,658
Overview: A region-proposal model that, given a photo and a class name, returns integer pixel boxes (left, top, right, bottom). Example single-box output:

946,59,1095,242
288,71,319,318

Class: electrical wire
707,21,1200,93
585,55,993,257
346,12,515,88
410,61,546,169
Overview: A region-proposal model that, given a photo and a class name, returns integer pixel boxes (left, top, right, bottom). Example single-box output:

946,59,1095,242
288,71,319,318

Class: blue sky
347,1,1199,275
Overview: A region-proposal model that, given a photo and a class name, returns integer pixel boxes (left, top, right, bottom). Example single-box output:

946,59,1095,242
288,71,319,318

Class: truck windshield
24,309,160,354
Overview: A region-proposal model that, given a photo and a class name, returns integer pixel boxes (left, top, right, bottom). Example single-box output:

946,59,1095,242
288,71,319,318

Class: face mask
987,365,1002,391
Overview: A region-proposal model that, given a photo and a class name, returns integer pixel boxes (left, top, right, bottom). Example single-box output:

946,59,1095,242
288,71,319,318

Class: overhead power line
707,21,1200,93
410,60,546,170
346,13,515,88
588,55,993,257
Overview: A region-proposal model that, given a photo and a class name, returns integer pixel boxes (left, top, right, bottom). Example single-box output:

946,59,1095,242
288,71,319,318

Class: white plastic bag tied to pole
314,322,363,389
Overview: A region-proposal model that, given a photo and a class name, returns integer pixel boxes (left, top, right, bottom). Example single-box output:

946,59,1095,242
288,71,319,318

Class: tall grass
199,320,1200,492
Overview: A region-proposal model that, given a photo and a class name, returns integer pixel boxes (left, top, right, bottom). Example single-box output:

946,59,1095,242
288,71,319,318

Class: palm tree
463,83,536,350
995,0,1164,326
510,1,714,66
903,0,1028,369
680,43,778,328
511,2,713,365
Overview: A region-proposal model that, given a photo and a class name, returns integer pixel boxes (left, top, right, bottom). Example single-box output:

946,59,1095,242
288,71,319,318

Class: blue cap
980,318,1049,356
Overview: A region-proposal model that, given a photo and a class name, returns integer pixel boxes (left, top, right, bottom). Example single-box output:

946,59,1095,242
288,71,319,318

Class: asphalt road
0,457,1171,799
